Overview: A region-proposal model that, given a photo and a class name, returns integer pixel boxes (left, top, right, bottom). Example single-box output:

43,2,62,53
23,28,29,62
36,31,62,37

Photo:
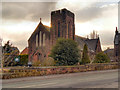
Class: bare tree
90,30,99,39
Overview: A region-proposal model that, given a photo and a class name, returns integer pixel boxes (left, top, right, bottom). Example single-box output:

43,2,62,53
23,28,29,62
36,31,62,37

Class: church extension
28,8,102,63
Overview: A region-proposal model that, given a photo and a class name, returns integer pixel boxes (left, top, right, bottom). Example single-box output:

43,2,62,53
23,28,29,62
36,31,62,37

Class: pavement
2,69,119,88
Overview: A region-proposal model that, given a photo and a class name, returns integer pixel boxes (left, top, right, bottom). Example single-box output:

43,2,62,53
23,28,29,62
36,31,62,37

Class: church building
28,8,75,62
28,8,102,63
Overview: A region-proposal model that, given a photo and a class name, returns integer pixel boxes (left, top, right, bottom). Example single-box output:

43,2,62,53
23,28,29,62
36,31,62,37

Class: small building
104,48,114,62
75,35,102,61
3,46,19,66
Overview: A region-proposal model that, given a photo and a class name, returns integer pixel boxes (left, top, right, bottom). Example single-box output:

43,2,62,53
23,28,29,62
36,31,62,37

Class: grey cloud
2,2,57,22
75,2,117,22
76,6,102,22
2,2,117,23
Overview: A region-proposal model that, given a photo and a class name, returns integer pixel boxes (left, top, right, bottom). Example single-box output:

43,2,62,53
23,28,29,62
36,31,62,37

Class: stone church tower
50,8,75,46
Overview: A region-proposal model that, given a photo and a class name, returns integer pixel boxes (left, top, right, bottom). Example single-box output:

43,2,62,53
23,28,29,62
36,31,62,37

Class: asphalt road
2,69,119,88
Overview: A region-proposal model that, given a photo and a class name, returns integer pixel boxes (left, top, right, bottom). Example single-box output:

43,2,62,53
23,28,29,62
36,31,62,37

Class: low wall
2,63,119,79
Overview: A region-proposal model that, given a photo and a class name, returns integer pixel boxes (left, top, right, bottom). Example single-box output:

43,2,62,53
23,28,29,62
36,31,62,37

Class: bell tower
50,8,75,46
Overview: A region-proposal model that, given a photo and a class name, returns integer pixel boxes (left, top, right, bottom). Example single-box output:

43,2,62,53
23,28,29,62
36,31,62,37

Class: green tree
50,38,79,66
42,57,55,66
94,52,110,63
81,44,90,64
3,41,12,53
19,54,28,65
15,54,28,66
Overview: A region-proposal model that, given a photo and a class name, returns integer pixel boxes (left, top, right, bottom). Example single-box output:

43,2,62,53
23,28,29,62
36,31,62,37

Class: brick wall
2,63,118,79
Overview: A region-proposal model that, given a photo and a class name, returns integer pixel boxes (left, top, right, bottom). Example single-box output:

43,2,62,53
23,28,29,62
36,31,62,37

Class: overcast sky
0,0,119,52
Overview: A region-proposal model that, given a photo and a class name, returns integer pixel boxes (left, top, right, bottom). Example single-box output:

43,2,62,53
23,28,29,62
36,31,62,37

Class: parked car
28,62,32,67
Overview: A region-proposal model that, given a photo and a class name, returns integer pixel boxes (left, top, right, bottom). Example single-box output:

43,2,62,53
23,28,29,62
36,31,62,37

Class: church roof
75,35,99,52
85,39,98,52
75,35,86,51
28,21,50,41
44,25,50,32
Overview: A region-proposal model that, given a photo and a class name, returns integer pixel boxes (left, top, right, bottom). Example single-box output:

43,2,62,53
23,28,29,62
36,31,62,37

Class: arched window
58,22,60,37
43,33,45,46
37,53,41,61
39,31,41,47
36,34,38,47
54,25,57,37
67,23,68,38
68,22,70,38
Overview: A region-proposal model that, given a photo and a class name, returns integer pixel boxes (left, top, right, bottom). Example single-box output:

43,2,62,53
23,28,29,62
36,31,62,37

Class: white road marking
18,82,57,88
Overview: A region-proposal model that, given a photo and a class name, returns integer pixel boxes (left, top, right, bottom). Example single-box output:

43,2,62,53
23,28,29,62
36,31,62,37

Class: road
2,69,119,88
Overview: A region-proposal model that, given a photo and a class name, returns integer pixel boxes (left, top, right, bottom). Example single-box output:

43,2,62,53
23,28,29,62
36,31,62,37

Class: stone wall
2,63,118,79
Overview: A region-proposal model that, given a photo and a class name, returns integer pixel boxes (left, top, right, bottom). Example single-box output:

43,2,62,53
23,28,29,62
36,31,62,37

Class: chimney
115,27,118,34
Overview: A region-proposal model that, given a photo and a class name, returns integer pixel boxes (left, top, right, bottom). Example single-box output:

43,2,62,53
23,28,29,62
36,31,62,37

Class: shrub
14,54,28,66
19,54,28,65
32,60,41,66
42,57,55,66
50,38,80,66
81,44,90,64
94,52,110,63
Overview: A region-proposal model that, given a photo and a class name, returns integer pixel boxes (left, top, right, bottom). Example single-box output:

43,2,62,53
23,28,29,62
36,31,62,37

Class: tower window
55,25,57,38
68,22,70,38
58,22,60,37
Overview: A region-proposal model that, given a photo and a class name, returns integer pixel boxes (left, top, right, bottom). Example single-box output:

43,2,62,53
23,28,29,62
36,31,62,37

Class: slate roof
11,47,19,52
85,39,98,52
75,35,99,52
104,48,114,54
75,35,86,51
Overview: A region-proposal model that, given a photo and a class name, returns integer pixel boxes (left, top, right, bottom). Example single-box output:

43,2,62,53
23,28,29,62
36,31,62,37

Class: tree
19,54,28,66
3,41,12,53
94,52,110,63
50,38,79,66
90,30,99,39
42,57,55,66
81,44,90,64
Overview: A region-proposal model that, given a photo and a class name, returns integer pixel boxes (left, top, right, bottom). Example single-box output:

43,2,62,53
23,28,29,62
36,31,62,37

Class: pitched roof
28,21,50,41
85,39,98,52
20,47,28,55
75,35,99,52
75,35,86,51
44,25,50,32
11,47,19,52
